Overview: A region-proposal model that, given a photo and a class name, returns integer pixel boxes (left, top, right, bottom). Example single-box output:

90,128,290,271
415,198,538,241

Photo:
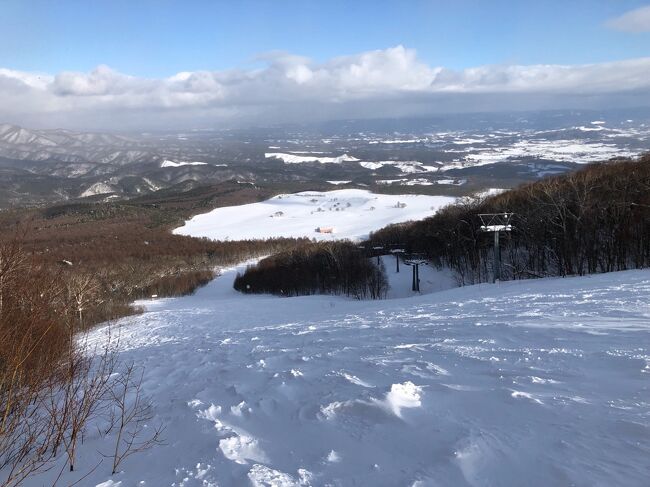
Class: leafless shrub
56,335,119,473
103,362,164,475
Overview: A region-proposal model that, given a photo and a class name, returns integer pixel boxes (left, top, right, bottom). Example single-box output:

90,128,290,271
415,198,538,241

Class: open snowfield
173,189,455,241
26,260,650,486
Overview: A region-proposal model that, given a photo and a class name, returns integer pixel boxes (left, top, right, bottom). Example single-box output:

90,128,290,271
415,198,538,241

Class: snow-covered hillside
265,153,360,164
33,263,650,486
160,159,208,167
173,189,455,241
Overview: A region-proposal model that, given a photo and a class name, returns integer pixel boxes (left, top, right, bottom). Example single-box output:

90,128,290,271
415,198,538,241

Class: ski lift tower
390,247,406,273
372,246,385,265
478,213,514,283
404,253,428,292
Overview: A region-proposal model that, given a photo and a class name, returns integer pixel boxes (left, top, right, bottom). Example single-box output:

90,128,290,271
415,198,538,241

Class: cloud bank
1,46,649,130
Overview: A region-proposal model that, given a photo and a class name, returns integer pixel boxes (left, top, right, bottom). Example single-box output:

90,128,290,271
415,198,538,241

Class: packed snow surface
173,189,455,241
37,264,650,486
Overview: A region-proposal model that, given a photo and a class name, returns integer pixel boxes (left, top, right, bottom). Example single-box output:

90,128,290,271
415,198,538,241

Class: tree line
234,241,388,299
368,154,650,284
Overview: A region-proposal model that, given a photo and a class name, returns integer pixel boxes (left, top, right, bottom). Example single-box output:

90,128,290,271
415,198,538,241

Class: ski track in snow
36,260,650,487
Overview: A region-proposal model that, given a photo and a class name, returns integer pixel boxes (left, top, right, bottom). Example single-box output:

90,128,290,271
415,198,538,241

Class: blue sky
2,0,649,77
1,1,649,129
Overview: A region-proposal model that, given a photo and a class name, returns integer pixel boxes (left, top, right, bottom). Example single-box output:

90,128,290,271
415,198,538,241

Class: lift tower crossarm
478,213,514,283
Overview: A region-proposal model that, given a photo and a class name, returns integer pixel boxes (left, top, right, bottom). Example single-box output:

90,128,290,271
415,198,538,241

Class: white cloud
607,5,650,32
0,46,649,130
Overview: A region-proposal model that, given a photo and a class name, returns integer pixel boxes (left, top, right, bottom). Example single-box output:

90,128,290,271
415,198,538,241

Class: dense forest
234,241,388,299
369,155,650,284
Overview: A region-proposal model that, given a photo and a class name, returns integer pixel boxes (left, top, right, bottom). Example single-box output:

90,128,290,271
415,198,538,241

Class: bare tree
58,334,119,473
103,362,164,475
65,273,103,328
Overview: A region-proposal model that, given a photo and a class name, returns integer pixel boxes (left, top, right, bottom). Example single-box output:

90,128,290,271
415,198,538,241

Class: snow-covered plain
33,262,650,486
173,189,455,241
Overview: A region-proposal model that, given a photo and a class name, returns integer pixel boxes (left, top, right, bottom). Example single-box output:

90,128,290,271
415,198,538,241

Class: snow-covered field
173,189,455,241
34,262,650,486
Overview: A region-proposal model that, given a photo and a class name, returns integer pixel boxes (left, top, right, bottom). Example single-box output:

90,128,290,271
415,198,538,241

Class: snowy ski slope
29,262,650,486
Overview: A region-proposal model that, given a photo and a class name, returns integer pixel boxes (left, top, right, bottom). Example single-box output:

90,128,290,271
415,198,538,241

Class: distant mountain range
0,123,145,163
1,109,649,208
0,123,253,206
